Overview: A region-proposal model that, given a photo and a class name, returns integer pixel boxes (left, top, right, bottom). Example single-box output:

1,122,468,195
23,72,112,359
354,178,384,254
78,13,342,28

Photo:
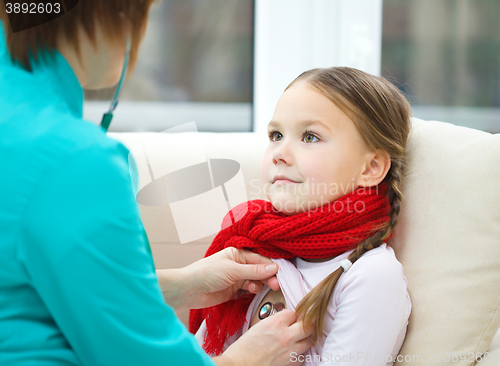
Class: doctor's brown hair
291,67,411,345
0,0,156,74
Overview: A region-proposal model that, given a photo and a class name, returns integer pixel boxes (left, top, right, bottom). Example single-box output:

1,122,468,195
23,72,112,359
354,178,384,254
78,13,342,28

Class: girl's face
261,80,387,215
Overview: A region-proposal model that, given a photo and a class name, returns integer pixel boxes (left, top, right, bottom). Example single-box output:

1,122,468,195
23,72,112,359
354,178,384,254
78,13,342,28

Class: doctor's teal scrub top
0,21,215,366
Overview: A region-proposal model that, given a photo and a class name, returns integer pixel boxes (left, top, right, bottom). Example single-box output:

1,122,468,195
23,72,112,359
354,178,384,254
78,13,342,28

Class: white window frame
253,0,383,133
83,101,252,132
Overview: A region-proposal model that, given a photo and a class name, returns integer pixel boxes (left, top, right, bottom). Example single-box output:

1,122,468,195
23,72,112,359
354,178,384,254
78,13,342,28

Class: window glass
382,0,500,133
84,0,254,132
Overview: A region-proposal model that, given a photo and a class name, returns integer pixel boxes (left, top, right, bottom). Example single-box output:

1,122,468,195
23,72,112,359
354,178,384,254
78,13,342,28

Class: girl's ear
358,149,391,187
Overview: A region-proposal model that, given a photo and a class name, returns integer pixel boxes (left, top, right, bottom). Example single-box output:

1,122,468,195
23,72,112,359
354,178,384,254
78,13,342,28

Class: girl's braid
347,159,404,264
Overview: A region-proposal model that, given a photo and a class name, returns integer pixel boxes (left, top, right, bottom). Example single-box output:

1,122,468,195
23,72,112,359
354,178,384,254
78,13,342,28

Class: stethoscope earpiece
100,36,131,133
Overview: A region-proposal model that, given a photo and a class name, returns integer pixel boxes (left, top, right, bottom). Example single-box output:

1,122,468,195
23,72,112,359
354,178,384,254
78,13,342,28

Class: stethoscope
258,301,286,320
100,36,130,133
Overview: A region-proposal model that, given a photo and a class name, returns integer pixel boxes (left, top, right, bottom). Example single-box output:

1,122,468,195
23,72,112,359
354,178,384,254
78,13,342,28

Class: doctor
0,2,312,366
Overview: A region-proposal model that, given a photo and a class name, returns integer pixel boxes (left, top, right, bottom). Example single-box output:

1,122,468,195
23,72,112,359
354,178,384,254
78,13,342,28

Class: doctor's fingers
288,319,315,342
240,277,280,293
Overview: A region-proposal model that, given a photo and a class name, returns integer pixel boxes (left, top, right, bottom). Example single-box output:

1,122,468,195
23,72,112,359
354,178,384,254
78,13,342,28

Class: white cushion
389,118,500,365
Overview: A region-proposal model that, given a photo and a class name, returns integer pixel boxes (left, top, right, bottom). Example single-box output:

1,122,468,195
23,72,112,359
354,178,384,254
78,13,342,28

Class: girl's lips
273,179,300,184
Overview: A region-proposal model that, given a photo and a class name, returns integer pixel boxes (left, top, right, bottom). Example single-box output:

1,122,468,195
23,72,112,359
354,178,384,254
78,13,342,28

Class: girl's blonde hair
291,67,411,345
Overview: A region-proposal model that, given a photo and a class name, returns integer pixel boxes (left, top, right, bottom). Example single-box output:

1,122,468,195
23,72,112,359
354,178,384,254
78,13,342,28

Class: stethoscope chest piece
258,301,286,320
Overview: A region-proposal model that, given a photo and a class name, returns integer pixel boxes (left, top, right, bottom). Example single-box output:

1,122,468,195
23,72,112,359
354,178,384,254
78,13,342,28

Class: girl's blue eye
268,130,283,141
303,132,319,143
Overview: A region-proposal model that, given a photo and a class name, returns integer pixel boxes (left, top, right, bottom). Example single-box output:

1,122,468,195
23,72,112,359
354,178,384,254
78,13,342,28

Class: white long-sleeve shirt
196,243,412,366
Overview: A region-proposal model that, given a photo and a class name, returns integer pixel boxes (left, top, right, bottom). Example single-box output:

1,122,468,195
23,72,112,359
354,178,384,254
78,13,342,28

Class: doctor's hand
213,309,313,366
156,247,280,310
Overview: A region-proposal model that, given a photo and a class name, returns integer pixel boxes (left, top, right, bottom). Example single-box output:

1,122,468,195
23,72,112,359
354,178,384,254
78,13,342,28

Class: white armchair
111,117,500,366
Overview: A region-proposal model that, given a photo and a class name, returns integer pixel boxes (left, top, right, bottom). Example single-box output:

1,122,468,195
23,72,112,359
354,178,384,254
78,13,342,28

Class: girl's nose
272,143,293,165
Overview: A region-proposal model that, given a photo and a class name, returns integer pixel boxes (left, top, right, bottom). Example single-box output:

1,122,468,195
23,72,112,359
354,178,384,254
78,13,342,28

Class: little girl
190,67,412,366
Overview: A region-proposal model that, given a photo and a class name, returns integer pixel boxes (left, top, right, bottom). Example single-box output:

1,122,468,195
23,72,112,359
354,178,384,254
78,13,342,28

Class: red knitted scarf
189,182,392,355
